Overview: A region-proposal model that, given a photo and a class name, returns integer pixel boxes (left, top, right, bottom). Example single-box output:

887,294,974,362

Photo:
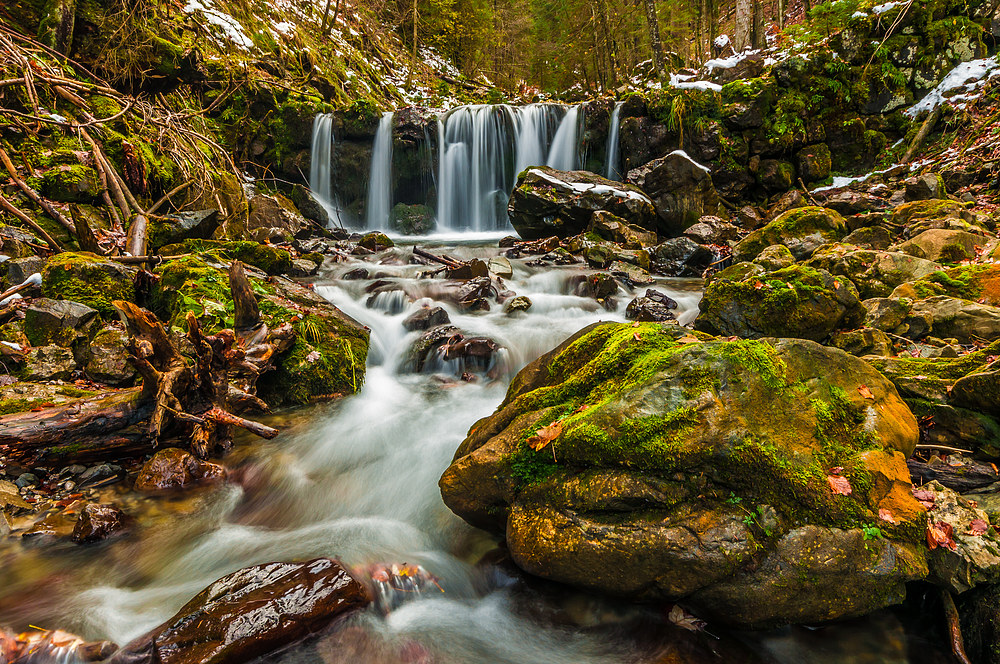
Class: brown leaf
858,384,874,400
633,332,641,341
878,508,898,524
968,519,989,536
927,521,957,551
667,604,706,632
677,334,701,344
572,405,589,415
827,474,852,496
527,421,563,452
912,488,935,509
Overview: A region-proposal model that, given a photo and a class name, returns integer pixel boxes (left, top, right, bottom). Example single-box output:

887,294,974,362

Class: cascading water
546,104,582,171
604,101,624,181
365,111,395,230
309,113,346,227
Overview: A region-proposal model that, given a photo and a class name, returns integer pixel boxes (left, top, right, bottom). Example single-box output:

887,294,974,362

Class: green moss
161,239,293,275
0,397,49,415
712,339,788,390
41,163,99,202
41,252,135,317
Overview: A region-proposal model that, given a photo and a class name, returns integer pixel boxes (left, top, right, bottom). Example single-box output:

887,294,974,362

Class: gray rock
651,237,714,277
905,173,947,201
503,296,532,315
627,151,720,236
5,256,47,288
922,481,1000,594
85,327,136,385
402,306,451,331
287,258,319,278
24,298,99,347
149,209,220,250
291,184,330,226
23,345,76,381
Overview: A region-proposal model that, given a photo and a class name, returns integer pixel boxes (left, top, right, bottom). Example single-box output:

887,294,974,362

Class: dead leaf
677,334,701,344
858,384,874,400
0,480,31,510
633,332,641,341
968,519,989,536
572,405,589,415
527,421,563,452
827,475,852,496
878,508,898,524
927,521,957,551
913,488,936,509
667,604,706,632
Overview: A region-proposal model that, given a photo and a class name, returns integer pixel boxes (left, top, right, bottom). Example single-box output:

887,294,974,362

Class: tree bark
735,0,752,51
642,0,667,81
229,261,261,333
752,1,766,49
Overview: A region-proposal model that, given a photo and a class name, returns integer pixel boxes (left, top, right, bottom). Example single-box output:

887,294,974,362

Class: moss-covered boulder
151,255,368,407
733,206,847,262
806,243,942,299
509,167,657,240
895,229,985,263
160,239,293,275
440,323,926,628
696,264,864,341
390,203,435,235
890,199,972,229
41,164,99,202
904,265,1000,306
41,252,136,317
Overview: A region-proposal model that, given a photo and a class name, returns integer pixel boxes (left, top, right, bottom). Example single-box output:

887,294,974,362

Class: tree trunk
752,1,766,49
37,0,76,54
735,0,752,51
642,0,667,81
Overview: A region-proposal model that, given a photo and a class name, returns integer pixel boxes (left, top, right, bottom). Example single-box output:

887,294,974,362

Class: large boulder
248,193,310,241
23,298,99,347
805,244,942,299
23,345,76,381
85,326,137,385
895,229,986,263
733,206,847,262
907,296,1000,343
110,559,370,664
41,252,136,317
904,265,1000,307
696,264,865,341
626,151,719,236
147,209,220,252
508,167,657,240
440,324,926,629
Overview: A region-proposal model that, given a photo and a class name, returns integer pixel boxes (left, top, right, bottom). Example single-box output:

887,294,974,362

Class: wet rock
733,206,847,262
440,325,926,629
85,327,136,386
402,306,450,331
134,448,225,492
487,255,513,278
682,216,738,245
390,203,435,235
842,226,893,250
904,173,947,201
445,258,489,280
15,472,38,489
23,298,99,347
358,232,394,252
626,151,719,236
72,503,130,543
23,345,76,381
818,190,890,216
455,276,494,310
805,243,942,299
583,272,618,300
608,260,654,286
796,144,831,183
292,184,330,226
148,209,220,251
509,167,657,240
587,211,657,248
921,481,1000,594
503,296,532,314
78,463,124,487
342,267,369,280
1,627,118,663
625,293,676,322
651,237,715,277
110,558,370,664
248,194,310,241
696,264,864,341
895,229,984,263
4,256,47,287
407,325,459,372
287,258,320,278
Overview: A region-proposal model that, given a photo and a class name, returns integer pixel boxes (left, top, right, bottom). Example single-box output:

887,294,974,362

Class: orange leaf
827,474,852,496
927,521,957,551
527,421,563,451
858,384,874,400
878,508,898,524
968,519,989,536
633,332,641,341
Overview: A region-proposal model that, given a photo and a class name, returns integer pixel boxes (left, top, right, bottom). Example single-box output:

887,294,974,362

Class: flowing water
365,112,395,230
604,101,624,182
309,114,347,226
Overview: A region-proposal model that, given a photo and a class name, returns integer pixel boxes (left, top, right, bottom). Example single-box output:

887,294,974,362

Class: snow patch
184,0,254,49
667,149,711,174
528,169,652,203
714,34,731,49
905,56,1000,117
872,1,903,13
670,73,722,91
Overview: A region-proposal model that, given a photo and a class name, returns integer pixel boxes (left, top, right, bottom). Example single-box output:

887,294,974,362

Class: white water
309,113,347,226
546,105,581,171
604,101,624,181
15,244,700,662
365,111,395,230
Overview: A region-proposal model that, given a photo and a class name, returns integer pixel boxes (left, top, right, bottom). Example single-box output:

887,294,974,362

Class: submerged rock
134,448,225,492
72,503,130,543
440,323,926,628
508,167,657,240
110,558,370,664
402,306,450,331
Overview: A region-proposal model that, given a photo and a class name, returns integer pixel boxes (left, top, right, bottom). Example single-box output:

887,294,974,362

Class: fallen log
907,456,999,493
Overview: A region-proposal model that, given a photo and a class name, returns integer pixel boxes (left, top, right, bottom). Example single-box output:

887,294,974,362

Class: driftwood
907,456,999,493
941,589,973,664
413,246,462,270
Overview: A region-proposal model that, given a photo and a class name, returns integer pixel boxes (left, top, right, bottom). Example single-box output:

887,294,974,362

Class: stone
895,229,984,263
904,173,947,201
921,481,1000,594
23,345,76,381
287,258,319,278
908,296,1000,343
758,158,796,191
754,244,795,270
358,232,394,252
626,151,719,236
4,256,47,288
23,298,99,347
148,210,220,251
863,297,913,334
733,206,847,262
440,325,926,629
15,472,38,489
402,306,450,331
487,255,513,278
72,503,130,543
891,199,974,229
0,226,40,259
503,296,532,314
625,294,676,322
696,264,865,341
248,194,310,240
805,244,942,299
842,226,893,250
42,164,99,202
587,211,657,248
829,327,895,356
445,258,489,280
78,463,123,487
796,144,832,183
291,184,330,226
85,327,137,385
390,203,434,235
951,365,1000,414
134,448,225,492
41,252,136,317
110,559,370,664
682,216,738,245
819,190,891,216
650,237,714,277
509,167,657,240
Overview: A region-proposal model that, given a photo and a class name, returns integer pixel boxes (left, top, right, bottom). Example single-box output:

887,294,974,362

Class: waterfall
546,105,582,171
604,101,624,181
308,113,345,226
513,104,560,176
365,111,394,230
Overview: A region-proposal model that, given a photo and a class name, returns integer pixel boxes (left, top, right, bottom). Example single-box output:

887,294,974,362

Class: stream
0,238,950,663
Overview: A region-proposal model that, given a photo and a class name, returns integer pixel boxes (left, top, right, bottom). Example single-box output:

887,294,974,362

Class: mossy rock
907,265,1000,306
806,242,942,299
891,199,970,228
41,164,99,203
358,232,394,251
440,323,925,628
733,206,847,262
41,252,136,317
695,264,865,341
160,239,293,275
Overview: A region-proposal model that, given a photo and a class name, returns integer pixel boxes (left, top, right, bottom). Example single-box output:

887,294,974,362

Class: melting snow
668,149,711,174
872,1,903,13
905,56,1000,117
714,34,731,49
670,73,722,91
184,0,254,49
528,169,652,203
704,53,746,73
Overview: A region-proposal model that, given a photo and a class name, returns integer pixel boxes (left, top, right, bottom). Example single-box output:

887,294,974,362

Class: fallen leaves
878,508,898,525
913,488,936,509
827,467,852,496
857,384,874,400
967,519,989,536
528,421,563,452
667,605,707,632
927,521,958,551
0,480,31,510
